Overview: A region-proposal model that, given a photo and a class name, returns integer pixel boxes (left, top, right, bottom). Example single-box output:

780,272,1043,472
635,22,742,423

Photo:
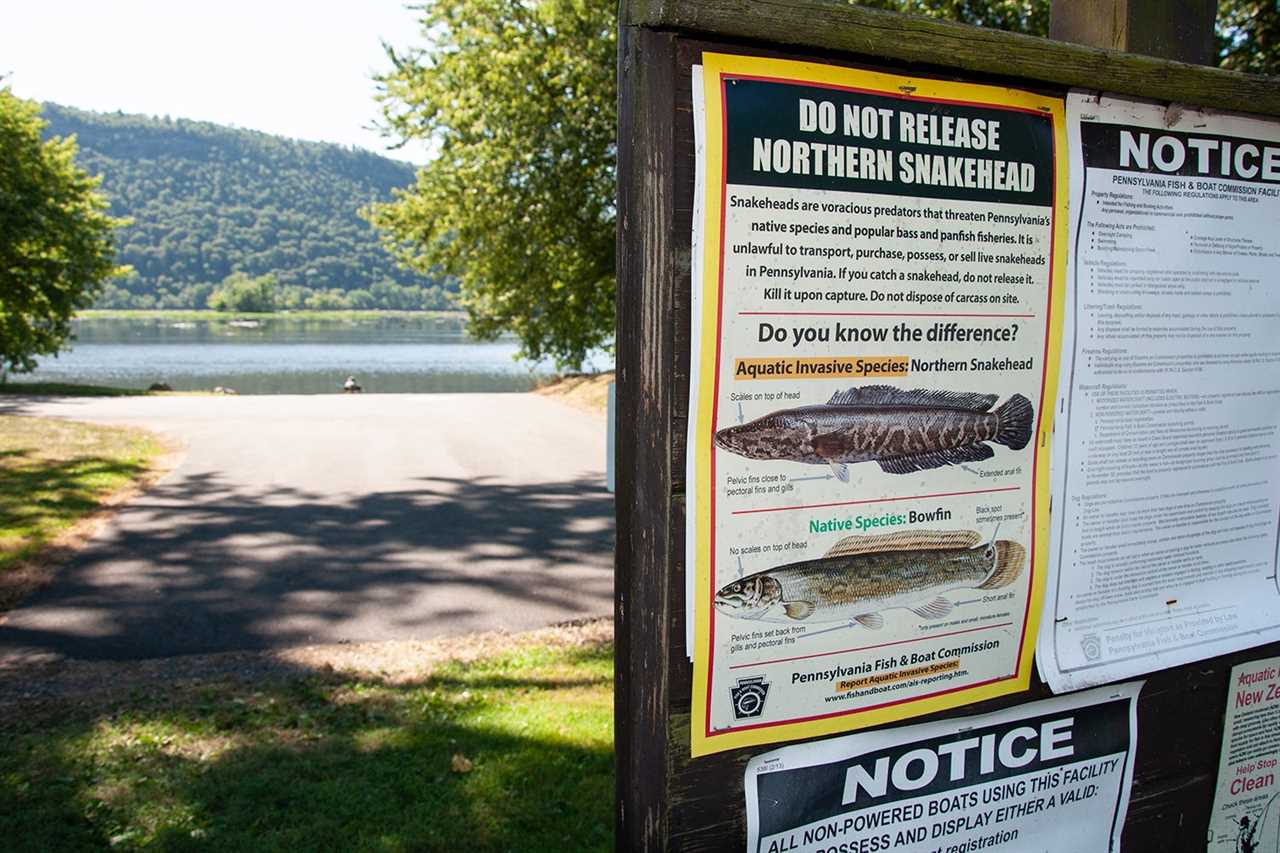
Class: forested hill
42,104,452,310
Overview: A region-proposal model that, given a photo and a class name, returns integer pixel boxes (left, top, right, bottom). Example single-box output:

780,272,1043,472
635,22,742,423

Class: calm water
11,315,598,395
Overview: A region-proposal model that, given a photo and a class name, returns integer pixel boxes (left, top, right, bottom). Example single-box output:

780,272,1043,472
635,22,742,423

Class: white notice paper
744,683,1141,853
1039,92,1280,693
1208,656,1280,852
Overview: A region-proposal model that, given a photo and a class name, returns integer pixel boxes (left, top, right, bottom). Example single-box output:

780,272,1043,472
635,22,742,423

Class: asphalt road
0,393,613,662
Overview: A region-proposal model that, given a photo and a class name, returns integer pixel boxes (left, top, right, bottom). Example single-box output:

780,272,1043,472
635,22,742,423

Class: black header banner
753,698,1131,839
1080,121,1280,184
723,78,1055,207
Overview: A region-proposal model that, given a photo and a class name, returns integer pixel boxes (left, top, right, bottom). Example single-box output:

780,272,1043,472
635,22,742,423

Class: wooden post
615,22,679,852
1050,0,1218,65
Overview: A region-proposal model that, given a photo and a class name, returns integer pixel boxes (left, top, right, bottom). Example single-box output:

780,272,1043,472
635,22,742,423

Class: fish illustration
714,529,1025,626
714,386,1033,481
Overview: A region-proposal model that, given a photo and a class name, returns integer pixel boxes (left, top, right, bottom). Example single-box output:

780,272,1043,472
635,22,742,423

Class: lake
10,315,605,395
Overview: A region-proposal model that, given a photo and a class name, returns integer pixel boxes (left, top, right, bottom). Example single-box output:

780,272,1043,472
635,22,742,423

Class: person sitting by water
343,376,363,393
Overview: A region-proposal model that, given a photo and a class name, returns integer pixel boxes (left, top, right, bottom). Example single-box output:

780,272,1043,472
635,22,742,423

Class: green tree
368,0,616,370
371,1,1274,370
207,271,278,313
857,0,1049,34
0,89,124,376
1217,0,1280,74
874,0,1277,73
304,288,351,310
277,283,310,310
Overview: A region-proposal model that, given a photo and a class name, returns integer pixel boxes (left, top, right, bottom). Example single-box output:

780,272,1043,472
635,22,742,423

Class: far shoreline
77,308,469,322
1,374,616,411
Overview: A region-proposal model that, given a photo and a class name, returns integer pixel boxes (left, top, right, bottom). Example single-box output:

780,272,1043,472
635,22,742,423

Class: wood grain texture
1050,0,1218,66
615,24,679,853
623,0,1280,116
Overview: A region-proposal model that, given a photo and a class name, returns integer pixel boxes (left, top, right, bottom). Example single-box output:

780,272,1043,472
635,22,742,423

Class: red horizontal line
710,674,1010,736
731,485,1020,515
738,311,1035,318
728,621,1014,670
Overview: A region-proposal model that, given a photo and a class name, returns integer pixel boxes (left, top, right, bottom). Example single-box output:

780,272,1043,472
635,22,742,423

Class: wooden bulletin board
615,2,1280,850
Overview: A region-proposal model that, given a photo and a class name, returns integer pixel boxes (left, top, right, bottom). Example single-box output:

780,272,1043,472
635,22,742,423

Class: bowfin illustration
854,613,883,630
827,386,998,411
876,443,994,474
910,597,954,620
783,601,815,620
823,529,982,559
994,393,1034,450
978,540,1027,590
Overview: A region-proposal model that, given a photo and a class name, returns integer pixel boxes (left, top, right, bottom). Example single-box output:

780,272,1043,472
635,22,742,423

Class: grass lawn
0,383,214,398
0,382,149,397
0,415,166,579
534,372,614,416
0,636,614,852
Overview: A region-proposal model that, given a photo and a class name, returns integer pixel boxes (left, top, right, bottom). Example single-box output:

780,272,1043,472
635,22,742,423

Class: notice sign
1038,93,1280,693
687,53,1067,755
745,683,1141,853
1209,656,1280,852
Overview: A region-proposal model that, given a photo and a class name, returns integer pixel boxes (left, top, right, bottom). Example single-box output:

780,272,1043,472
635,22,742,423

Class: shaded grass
0,383,213,397
0,416,164,573
0,382,149,397
0,640,614,852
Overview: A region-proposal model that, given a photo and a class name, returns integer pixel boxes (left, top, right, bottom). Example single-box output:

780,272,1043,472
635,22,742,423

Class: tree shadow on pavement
0,471,614,661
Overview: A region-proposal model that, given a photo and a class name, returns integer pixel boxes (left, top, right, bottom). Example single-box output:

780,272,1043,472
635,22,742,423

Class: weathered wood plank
615,24,680,853
1050,0,1218,66
622,0,1280,116
669,46,696,498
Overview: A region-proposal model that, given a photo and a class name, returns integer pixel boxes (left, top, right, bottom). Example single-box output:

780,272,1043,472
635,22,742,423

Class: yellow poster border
690,53,1069,757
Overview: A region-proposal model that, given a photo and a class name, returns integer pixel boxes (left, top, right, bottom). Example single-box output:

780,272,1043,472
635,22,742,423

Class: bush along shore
77,309,467,323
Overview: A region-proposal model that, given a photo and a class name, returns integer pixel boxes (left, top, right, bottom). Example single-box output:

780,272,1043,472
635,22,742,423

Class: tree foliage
368,0,616,370
207,272,278,313
40,105,456,311
372,0,1275,370
857,0,1049,35
871,0,1278,73
0,90,124,375
1217,0,1280,74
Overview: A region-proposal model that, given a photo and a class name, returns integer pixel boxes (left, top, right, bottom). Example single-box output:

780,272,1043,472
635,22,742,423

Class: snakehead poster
686,54,1068,756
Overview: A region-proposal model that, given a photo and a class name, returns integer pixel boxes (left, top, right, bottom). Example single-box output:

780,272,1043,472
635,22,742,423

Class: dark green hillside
41,104,453,310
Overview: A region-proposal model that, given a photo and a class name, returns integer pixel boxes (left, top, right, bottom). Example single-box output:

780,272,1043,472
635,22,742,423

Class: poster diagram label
744,683,1141,853
687,53,1068,756
1209,656,1280,852
1037,93,1280,693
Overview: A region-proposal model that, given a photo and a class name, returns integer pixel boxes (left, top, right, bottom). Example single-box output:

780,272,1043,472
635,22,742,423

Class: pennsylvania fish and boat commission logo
730,676,771,720
1081,633,1102,662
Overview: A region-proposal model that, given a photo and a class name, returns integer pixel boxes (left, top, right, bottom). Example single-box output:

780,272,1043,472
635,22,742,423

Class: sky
1,0,432,163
